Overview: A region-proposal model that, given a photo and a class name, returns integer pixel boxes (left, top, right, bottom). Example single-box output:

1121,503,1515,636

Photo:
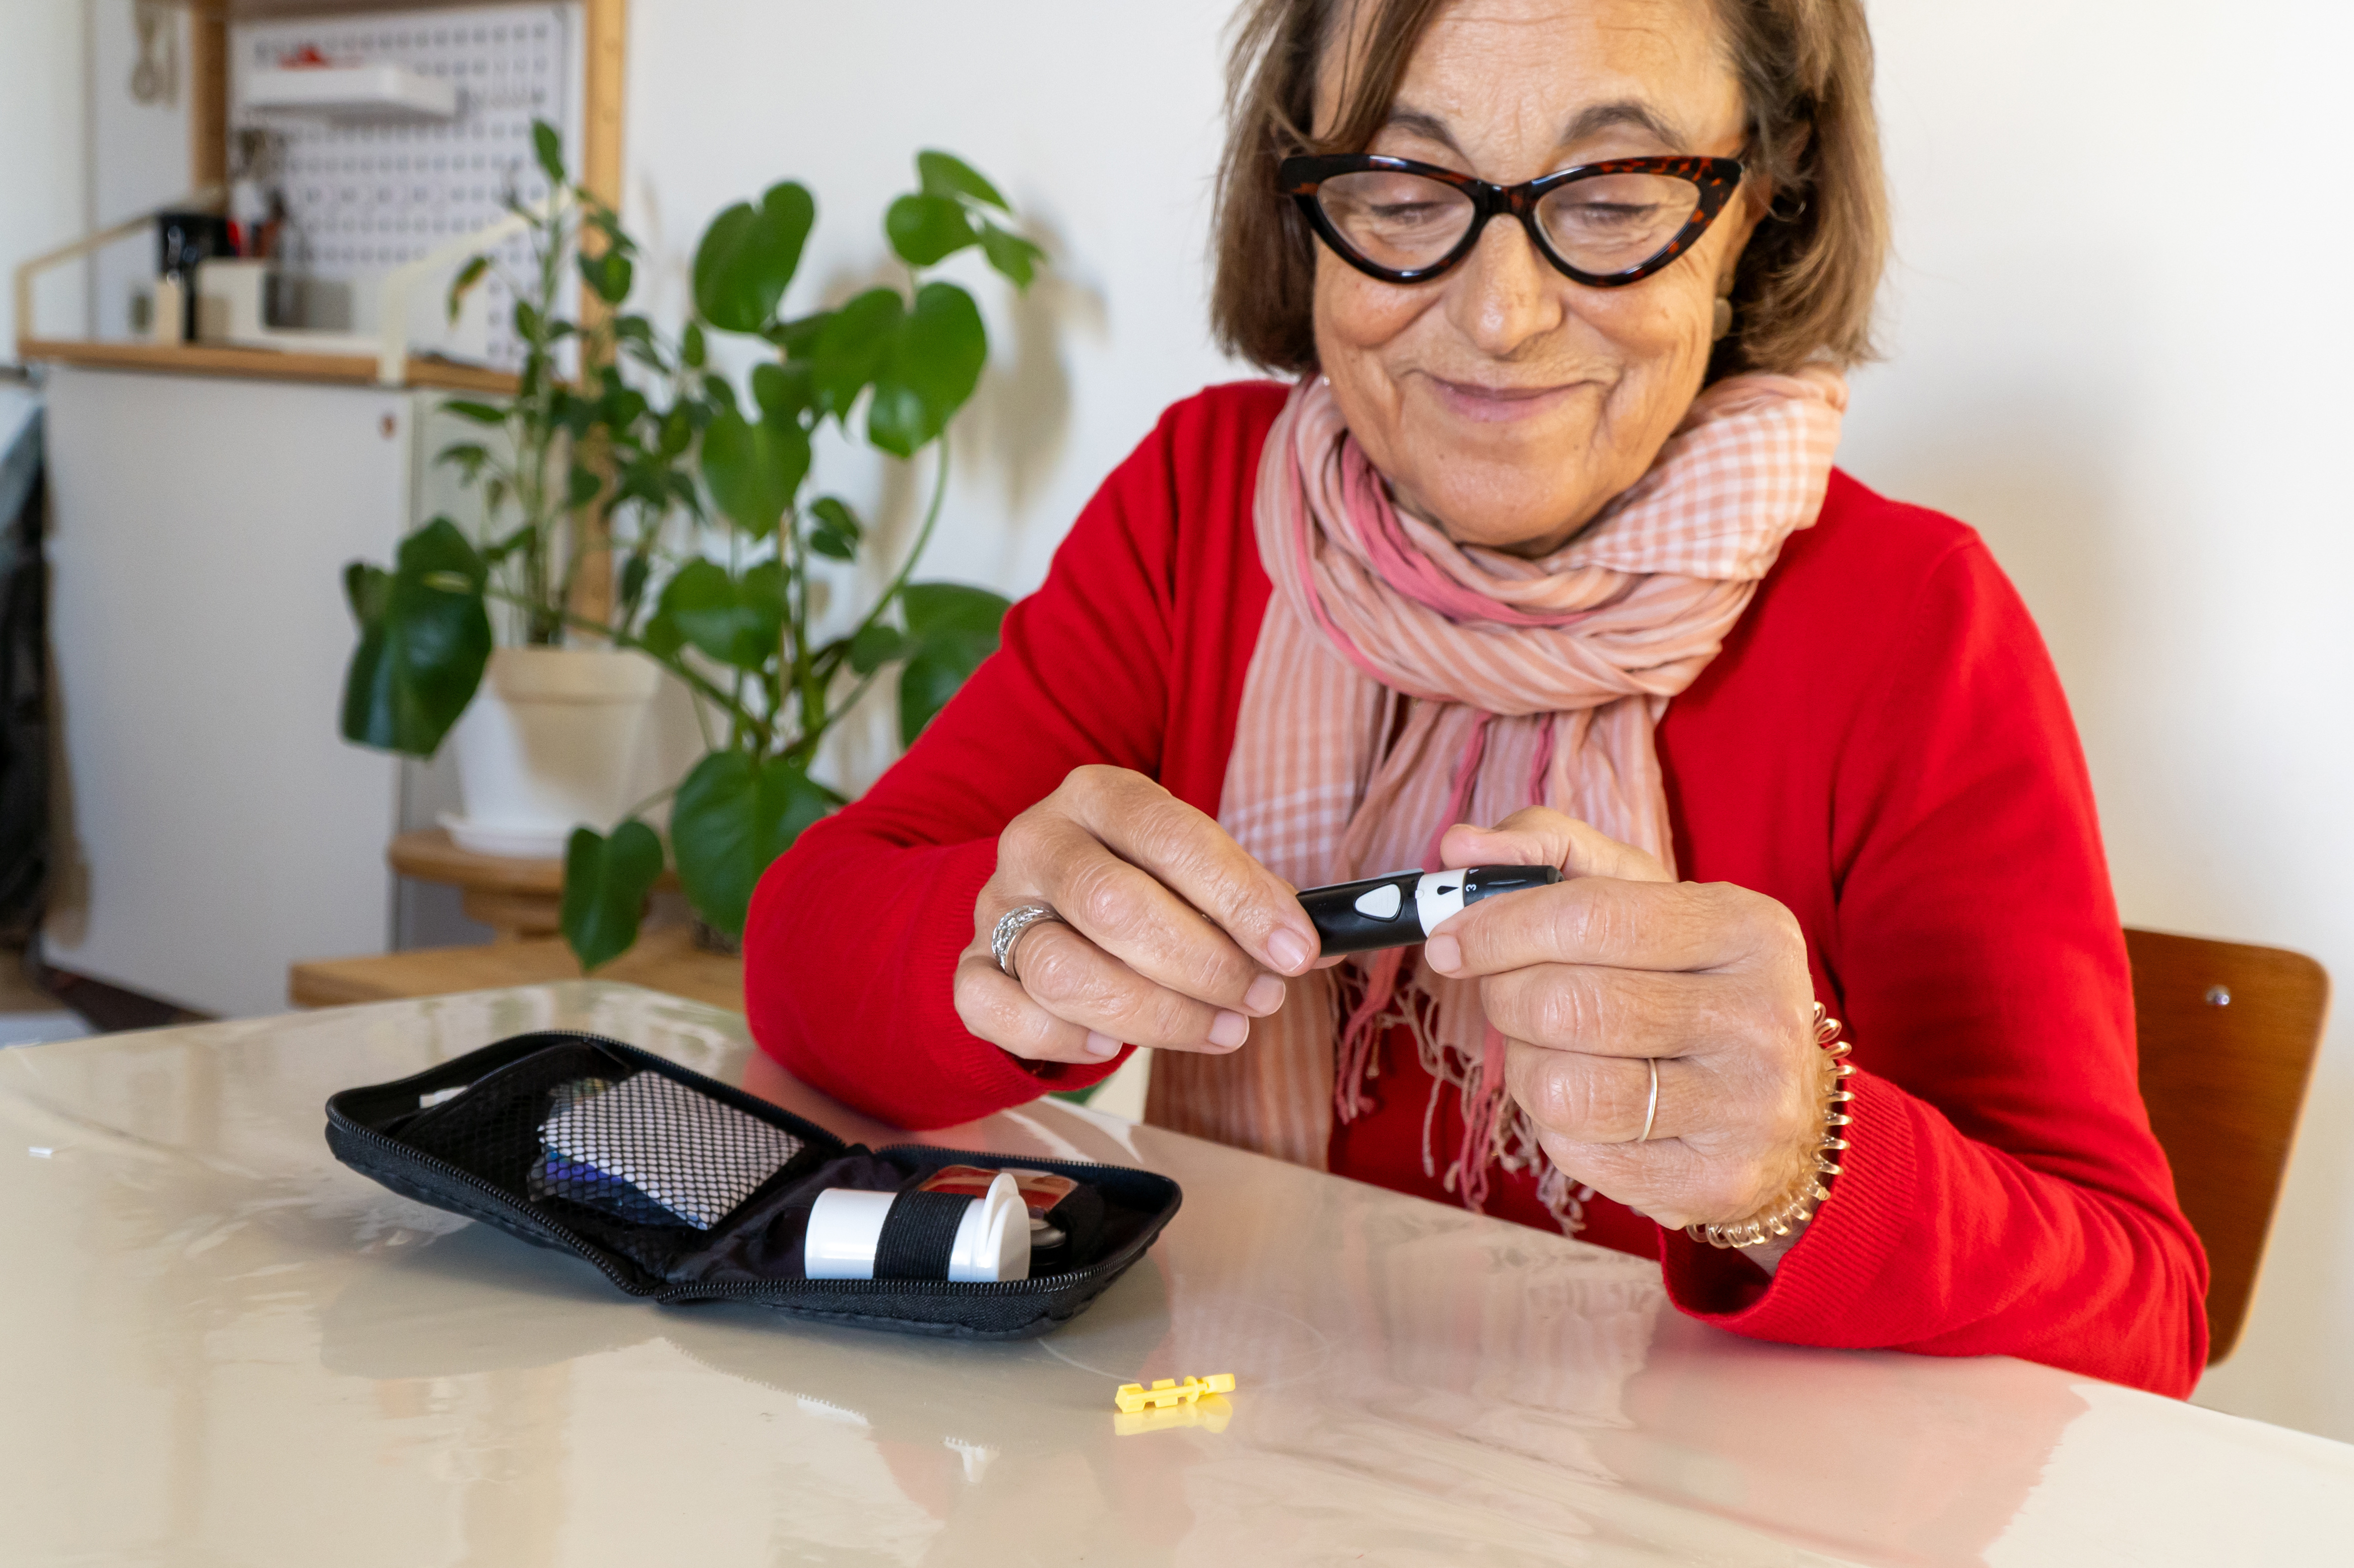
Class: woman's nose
1444,214,1566,357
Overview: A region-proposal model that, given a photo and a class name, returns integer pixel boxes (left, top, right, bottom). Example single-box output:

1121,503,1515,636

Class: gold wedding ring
1638,1057,1660,1143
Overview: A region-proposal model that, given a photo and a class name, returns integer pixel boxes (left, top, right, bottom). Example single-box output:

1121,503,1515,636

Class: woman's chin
1400,474,1604,555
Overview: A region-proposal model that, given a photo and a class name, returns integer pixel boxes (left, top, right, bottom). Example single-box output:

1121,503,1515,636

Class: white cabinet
41,365,419,1017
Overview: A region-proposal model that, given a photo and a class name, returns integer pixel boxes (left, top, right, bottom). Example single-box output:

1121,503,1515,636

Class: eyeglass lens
1315,168,1706,277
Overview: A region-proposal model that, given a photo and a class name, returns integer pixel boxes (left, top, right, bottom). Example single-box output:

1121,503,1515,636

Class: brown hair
1208,0,1889,379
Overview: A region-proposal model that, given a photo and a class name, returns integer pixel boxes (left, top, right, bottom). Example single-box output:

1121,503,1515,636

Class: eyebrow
1380,98,1693,161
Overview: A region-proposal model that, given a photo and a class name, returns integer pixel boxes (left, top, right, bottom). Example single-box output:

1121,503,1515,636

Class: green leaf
446,254,490,323
559,820,665,970
579,248,634,305
692,181,816,334
808,495,862,561
443,398,507,426
885,193,978,268
338,518,492,757
657,558,786,670
806,288,905,420
978,223,1045,289
659,404,693,457
669,751,837,938
567,463,604,510
483,522,536,566
639,609,684,659
916,151,1010,212
531,120,566,186
749,360,807,424
514,299,543,343
847,621,907,675
896,581,1010,744
867,283,986,458
618,553,651,617
699,405,809,537
809,495,863,543
435,441,490,478
681,320,707,369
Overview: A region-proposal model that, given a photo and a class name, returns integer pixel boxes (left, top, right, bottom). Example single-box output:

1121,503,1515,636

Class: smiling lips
1423,373,1589,423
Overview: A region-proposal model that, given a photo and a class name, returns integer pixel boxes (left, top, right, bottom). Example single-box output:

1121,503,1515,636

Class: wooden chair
2124,927,2330,1363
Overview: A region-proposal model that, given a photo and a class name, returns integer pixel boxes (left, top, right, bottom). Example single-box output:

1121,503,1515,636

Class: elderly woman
745,0,2206,1394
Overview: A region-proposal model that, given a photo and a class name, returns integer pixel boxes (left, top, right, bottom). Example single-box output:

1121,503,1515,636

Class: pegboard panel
229,4,583,369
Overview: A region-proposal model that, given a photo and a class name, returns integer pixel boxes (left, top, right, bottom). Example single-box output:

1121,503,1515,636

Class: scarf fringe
1330,961,1586,1238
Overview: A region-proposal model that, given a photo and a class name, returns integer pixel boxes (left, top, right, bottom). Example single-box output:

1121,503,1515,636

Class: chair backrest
2124,927,2330,1363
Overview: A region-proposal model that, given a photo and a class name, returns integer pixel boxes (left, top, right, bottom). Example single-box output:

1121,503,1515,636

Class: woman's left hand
1421,807,1826,1273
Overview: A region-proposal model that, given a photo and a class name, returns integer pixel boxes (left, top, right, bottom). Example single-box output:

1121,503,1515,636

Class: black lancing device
1297,865,1564,956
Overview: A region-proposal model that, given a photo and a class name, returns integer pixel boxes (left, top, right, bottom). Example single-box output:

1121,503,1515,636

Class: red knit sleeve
742,385,1280,1129
1659,539,2211,1396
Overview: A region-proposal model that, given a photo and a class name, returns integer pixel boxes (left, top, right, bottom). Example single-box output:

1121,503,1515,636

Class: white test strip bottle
805,1170,1031,1282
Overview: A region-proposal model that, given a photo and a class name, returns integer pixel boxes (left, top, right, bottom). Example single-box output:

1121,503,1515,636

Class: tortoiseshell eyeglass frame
1277,153,1747,288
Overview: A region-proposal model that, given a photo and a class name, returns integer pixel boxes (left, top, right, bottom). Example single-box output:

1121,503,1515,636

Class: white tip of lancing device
1414,871,1468,935
1352,882,1404,920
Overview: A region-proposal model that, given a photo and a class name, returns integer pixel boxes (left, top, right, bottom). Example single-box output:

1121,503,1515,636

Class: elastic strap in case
874,1189,969,1279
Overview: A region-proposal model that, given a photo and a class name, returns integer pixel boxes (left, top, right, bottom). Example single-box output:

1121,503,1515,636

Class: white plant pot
443,646,662,860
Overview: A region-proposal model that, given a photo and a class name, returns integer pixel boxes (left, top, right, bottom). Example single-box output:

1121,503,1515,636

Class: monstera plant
341,124,1041,968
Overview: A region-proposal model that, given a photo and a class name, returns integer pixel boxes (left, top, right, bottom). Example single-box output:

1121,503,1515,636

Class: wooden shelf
290,926,744,1014
16,338,518,395
388,828,679,942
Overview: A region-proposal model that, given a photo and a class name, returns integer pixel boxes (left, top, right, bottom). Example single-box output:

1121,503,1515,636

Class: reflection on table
1,983,2344,1565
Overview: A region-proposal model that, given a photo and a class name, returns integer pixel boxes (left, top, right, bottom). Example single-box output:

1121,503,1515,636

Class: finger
1502,1039,1699,1145
953,956,1125,1066
1476,963,1779,1061
1010,919,1251,1054
1011,817,1286,1017
1059,766,1320,975
1525,1124,1721,1231
1439,808,1674,885
1524,1118,1798,1234
1426,877,1793,980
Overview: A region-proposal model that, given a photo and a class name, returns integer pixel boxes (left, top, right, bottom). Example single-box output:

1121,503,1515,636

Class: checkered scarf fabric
1144,368,1847,1221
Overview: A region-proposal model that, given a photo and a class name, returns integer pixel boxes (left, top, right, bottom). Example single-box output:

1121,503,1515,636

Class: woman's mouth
1420,374,1586,424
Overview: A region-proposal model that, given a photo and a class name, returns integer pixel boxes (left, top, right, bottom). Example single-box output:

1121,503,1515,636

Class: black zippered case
324,1029,1181,1339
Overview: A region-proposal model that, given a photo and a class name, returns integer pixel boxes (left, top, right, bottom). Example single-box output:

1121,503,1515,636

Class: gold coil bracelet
1687,1002,1856,1251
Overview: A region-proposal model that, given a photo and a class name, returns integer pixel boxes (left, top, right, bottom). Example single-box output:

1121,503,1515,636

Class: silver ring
991,904,1063,985
1638,1057,1660,1142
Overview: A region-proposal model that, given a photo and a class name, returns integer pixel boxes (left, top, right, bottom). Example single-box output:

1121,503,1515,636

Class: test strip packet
921,1164,1077,1215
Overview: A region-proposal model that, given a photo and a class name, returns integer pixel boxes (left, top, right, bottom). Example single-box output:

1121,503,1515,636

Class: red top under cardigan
746,382,2208,1397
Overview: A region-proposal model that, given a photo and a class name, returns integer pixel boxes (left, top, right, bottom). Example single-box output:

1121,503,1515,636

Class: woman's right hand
955,766,1322,1065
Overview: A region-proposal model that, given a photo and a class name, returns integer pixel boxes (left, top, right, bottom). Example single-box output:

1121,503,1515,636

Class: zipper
328,1113,654,1296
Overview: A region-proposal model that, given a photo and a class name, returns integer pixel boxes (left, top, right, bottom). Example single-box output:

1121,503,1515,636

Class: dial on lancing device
1296,865,1564,956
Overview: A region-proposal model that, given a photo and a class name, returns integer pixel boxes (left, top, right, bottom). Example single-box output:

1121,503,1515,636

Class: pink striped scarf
1144,368,1847,1224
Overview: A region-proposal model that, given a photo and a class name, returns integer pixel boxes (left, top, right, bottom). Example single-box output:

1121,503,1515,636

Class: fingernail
1424,933,1462,974
1084,1031,1122,1058
1207,1010,1250,1050
1268,928,1314,973
1243,973,1287,1015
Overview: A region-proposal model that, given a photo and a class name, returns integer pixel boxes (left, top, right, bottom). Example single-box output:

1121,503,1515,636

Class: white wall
0,0,92,356
1842,2,2354,1444
623,1,1247,786
626,1,2354,1443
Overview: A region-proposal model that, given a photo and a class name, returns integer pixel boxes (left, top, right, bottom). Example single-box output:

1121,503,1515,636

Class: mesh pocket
398,1043,806,1234
533,1071,805,1229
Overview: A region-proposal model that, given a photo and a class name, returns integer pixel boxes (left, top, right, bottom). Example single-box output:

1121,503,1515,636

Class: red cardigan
747,382,2208,1396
